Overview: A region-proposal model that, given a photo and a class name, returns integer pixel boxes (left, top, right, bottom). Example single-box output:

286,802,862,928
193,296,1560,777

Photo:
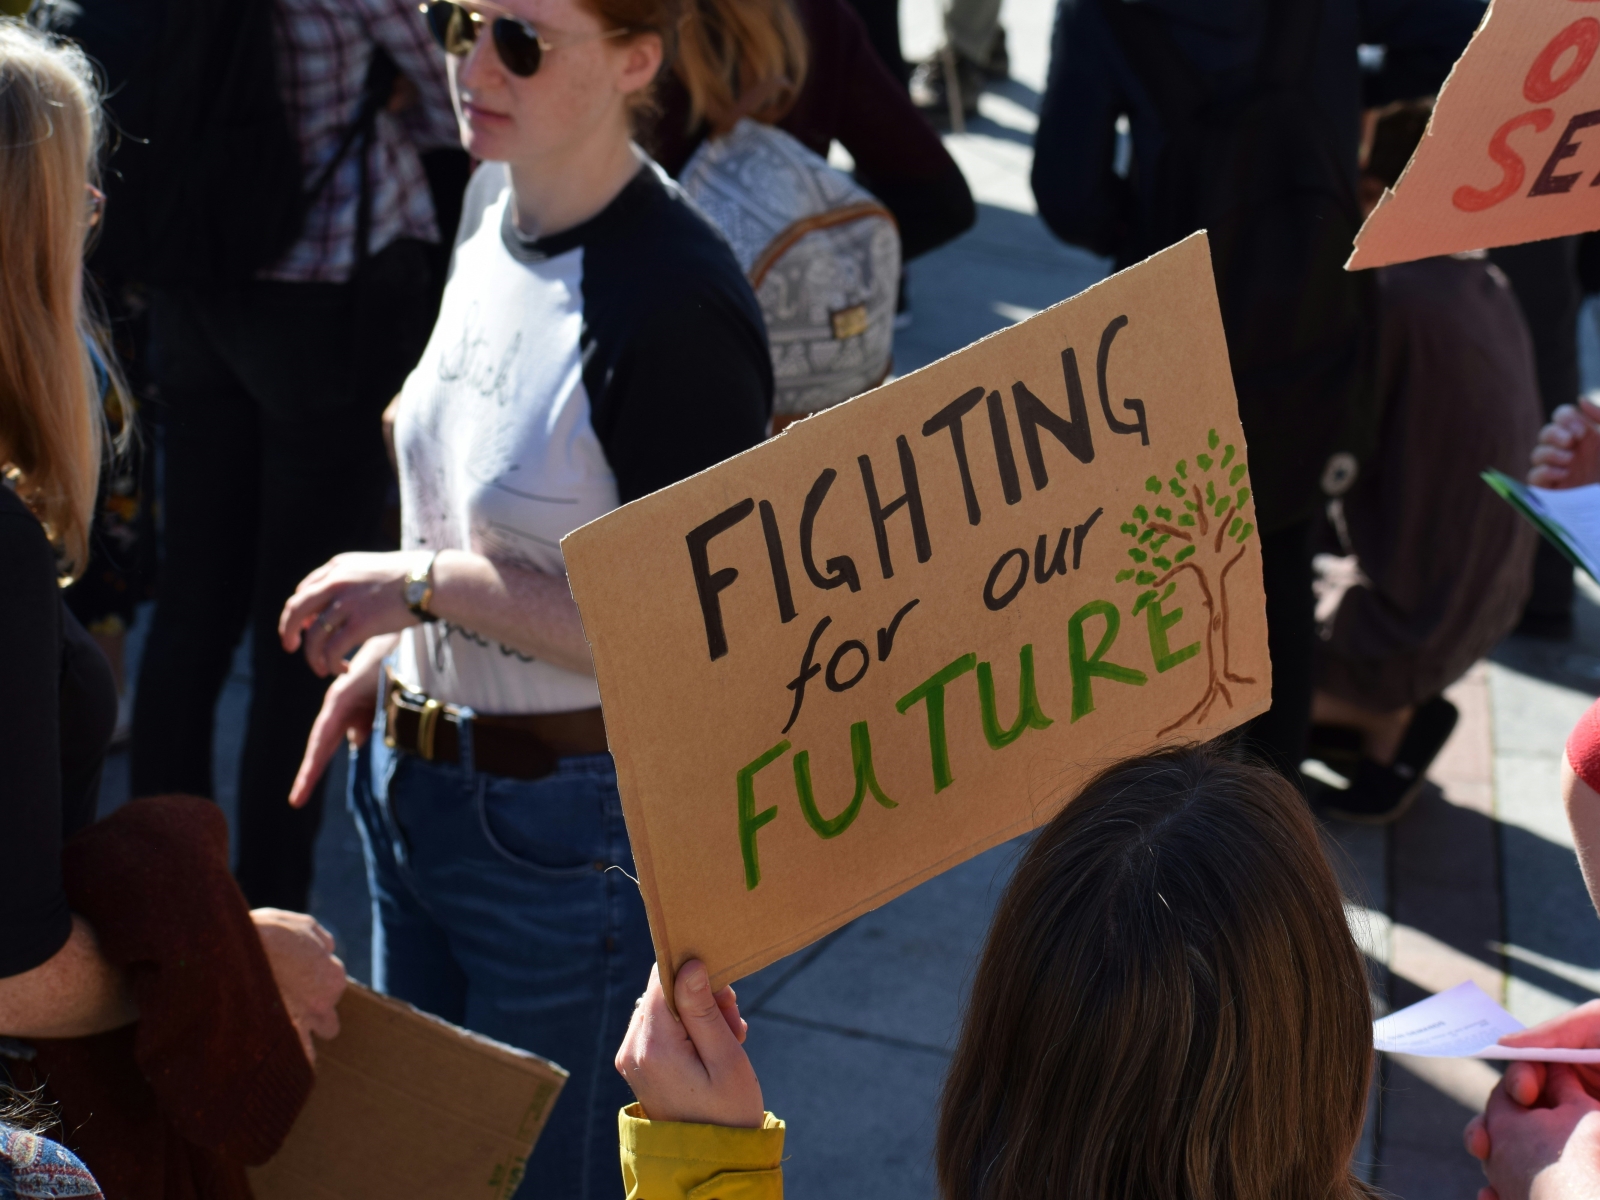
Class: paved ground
96,1,1600,1194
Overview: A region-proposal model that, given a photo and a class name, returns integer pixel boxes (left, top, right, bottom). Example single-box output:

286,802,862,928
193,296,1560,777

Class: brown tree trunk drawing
1150,484,1256,735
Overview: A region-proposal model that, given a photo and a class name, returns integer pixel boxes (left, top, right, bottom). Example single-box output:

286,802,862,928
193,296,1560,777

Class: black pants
132,282,403,911
1241,519,1315,783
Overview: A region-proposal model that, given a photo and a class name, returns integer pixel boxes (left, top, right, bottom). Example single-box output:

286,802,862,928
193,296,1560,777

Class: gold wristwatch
403,551,438,622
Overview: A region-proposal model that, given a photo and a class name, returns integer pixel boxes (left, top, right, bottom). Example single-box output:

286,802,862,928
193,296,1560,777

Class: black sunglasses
419,1,627,78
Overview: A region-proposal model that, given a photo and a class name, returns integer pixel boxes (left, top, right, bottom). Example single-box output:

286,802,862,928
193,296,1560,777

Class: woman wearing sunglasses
277,1,772,1195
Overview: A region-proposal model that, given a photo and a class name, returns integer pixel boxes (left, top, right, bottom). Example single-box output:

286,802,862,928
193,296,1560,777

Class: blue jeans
348,714,655,1199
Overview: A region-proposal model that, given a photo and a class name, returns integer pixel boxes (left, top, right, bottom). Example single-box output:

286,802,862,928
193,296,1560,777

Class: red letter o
1525,18,1600,103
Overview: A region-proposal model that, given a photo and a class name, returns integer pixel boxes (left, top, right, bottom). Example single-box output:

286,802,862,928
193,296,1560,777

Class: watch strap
405,552,438,621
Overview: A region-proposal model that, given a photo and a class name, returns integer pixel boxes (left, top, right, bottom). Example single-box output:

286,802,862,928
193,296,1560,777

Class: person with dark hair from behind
647,0,974,268
1307,100,1541,824
1031,0,1482,784
612,745,1378,1199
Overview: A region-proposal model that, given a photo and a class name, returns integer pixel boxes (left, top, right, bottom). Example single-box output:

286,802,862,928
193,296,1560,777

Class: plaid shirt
268,0,459,282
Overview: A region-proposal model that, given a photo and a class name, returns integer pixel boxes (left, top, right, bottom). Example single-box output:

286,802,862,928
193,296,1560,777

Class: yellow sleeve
618,1103,785,1200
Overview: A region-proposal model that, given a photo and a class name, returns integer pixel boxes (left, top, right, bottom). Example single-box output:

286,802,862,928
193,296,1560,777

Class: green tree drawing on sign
1116,428,1257,734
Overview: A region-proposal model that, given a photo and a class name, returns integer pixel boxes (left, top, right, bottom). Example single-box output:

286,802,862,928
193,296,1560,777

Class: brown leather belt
383,673,608,781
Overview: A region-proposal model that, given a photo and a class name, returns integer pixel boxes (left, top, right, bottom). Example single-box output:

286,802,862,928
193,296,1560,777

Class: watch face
405,578,426,606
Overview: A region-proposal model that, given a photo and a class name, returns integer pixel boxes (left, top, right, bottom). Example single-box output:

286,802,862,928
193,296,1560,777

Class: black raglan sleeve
595,287,774,504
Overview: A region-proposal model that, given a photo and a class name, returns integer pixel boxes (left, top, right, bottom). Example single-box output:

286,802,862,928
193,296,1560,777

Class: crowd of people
5,0,1600,1196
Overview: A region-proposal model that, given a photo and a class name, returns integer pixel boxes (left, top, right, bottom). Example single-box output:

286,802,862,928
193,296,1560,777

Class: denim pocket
474,766,610,880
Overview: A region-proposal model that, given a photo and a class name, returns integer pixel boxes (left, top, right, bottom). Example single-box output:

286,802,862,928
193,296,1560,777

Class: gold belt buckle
416,698,444,761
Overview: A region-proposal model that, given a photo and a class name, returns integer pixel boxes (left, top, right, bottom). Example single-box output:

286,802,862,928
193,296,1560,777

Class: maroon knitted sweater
17,796,312,1200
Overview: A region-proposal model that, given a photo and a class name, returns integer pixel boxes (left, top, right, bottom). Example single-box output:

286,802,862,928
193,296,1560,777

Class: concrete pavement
97,0,1600,1192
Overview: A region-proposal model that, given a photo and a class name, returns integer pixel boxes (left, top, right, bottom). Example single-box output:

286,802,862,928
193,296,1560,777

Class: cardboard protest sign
249,985,566,1200
563,233,1271,991
1348,0,1600,268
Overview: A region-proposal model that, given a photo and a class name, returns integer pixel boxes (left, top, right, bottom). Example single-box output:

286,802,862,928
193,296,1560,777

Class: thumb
673,960,742,1073
1505,1060,1545,1108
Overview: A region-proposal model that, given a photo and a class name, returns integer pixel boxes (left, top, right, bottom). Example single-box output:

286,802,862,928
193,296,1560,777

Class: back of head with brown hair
0,19,112,580
937,746,1375,1200
579,0,806,134
670,0,807,134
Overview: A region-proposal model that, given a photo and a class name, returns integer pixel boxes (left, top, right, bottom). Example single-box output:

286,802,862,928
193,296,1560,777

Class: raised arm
614,961,783,1200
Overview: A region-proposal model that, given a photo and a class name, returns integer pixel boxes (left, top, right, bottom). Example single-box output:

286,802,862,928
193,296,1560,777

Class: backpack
36,0,306,286
1098,0,1377,531
679,119,901,419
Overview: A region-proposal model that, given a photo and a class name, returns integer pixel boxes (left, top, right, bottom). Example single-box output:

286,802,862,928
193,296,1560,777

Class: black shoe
982,28,1009,79
1315,695,1460,825
910,49,986,120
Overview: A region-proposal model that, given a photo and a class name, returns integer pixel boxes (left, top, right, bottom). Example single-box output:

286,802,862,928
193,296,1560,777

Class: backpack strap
298,46,400,265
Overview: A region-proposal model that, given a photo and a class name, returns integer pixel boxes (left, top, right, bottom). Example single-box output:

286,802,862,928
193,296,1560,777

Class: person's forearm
0,915,136,1038
430,549,594,677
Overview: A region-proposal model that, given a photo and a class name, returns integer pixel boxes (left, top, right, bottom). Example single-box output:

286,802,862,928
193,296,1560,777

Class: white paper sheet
1373,981,1600,1063
1527,484,1600,582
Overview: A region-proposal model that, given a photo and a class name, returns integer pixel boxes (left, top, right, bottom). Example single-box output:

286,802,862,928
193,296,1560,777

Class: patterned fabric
679,120,898,415
268,0,459,282
0,1126,103,1199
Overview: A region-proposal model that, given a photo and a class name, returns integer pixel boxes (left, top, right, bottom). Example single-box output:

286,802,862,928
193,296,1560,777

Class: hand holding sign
613,961,763,1129
563,234,1271,990
1350,0,1600,268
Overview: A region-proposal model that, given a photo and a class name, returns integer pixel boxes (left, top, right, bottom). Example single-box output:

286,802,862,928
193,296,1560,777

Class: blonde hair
673,0,808,134
0,19,115,580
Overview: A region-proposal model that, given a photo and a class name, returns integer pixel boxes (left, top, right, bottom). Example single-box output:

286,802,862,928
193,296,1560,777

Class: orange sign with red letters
1349,0,1600,269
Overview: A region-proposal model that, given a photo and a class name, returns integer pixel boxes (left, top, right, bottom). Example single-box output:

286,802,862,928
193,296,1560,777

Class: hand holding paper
1373,982,1600,1064
1465,1066,1600,1200
1530,399,1600,490
1495,999,1600,1112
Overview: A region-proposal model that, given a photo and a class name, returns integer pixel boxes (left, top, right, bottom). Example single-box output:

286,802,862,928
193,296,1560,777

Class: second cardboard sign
1350,0,1600,267
564,233,1271,990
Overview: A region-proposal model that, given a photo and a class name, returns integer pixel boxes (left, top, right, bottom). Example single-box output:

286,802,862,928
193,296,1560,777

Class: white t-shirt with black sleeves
393,158,772,715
